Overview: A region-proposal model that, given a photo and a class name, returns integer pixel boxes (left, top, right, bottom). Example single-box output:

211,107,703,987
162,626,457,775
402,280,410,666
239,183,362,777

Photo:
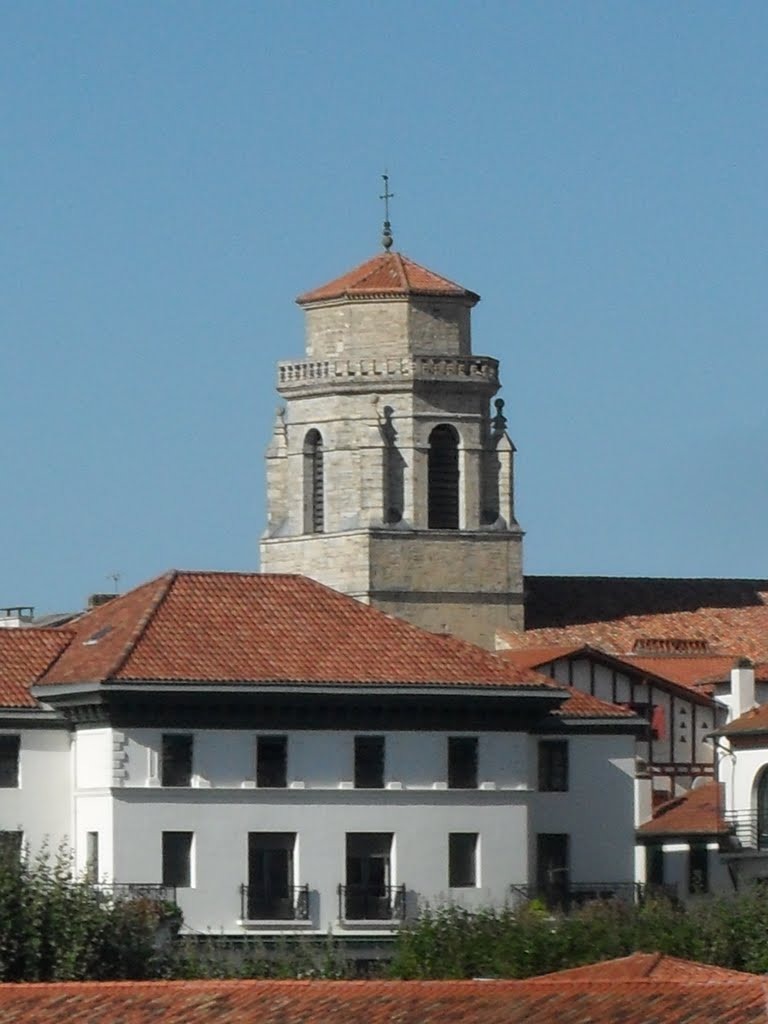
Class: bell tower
260,228,524,647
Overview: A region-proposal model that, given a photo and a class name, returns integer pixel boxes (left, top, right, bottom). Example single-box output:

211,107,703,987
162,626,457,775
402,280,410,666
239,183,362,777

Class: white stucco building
0,570,642,936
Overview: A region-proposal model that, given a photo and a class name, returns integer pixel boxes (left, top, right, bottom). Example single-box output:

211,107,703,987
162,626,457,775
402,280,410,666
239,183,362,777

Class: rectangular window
646,844,664,887
247,832,296,919
0,831,22,865
536,833,569,907
354,736,385,789
257,736,287,788
162,831,193,888
449,833,478,887
538,740,569,792
0,736,20,788
161,734,193,787
689,842,709,894
345,833,393,920
448,737,478,789
86,832,99,883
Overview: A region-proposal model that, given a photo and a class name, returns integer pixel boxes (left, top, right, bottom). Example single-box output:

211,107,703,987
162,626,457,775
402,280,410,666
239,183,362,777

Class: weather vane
380,172,394,250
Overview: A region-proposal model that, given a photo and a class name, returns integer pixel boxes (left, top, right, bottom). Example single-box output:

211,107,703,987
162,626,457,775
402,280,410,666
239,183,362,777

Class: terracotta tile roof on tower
0,629,73,707
296,252,480,304
533,951,755,981
637,781,729,837
38,570,558,690
0,977,767,1023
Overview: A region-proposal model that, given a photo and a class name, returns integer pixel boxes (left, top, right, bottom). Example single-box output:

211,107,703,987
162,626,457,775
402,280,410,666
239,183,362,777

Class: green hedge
389,890,768,979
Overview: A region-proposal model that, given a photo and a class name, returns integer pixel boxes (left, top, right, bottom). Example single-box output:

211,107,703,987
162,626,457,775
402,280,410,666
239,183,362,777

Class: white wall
530,732,636,884
111,788,530,933
0,727,71,857
120,729,531,791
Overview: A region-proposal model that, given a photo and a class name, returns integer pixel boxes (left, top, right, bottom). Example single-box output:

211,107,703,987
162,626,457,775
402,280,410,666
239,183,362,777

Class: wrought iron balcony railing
337,883,406,922
96,883,177,904
239,884,310,922
509,882,677,910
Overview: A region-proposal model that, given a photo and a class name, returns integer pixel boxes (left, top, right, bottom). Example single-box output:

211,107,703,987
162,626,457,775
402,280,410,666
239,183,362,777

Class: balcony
724,810,768,851
337,883,406,923
277,356,499,394
239,884,310,922
96,883,177,904
509,882,677,910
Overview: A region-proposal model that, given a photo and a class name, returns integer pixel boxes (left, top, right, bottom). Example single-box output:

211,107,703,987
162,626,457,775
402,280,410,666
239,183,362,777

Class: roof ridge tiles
103,570,179,682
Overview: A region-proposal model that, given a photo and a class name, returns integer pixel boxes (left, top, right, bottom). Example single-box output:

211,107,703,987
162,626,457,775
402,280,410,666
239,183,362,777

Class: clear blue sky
2,2,767,614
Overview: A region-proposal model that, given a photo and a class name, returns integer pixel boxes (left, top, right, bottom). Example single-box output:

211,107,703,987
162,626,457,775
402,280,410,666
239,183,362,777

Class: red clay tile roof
500,643,719,705
0,977,765,1023
721,703,768,736
510,587,768,663
637,781,729,837
0,629,73,707
296,252,480,304
38,571,558,691
534,951,754,981
554,687,638,719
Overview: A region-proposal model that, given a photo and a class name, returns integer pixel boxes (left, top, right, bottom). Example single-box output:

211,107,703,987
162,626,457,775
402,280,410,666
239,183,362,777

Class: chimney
730,656,756,722
87,593,118,610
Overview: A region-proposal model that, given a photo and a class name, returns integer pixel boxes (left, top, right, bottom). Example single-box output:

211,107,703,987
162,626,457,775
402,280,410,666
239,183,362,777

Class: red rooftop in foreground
0,972,765,1024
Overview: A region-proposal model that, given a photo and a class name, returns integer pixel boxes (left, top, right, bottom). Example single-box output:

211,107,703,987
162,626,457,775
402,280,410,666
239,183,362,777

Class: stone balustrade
278,355,499,389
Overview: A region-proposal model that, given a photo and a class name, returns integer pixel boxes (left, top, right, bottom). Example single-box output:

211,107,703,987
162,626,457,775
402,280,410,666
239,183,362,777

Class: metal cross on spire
379,172,394,250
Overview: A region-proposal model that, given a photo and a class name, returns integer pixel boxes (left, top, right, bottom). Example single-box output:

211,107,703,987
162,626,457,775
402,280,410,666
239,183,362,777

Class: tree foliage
0,844,179,981
389,888,768,979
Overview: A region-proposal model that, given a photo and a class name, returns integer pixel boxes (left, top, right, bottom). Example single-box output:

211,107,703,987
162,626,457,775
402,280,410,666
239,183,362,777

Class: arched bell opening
303,429,324,534
428,425,460,530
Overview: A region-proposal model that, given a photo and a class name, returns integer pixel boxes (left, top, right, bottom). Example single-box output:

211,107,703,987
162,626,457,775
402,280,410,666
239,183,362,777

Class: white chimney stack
730,657,756,722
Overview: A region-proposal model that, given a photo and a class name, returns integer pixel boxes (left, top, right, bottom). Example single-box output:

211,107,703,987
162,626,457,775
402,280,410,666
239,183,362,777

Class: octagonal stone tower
259,250,524,648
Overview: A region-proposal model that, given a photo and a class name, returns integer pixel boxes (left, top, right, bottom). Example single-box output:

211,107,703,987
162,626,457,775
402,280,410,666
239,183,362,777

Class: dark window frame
161,734,193,787
447,736,478,789
162,831,193,888
538,740,569,792
0,735,20,788
86,831,99,884
257,735,288,788
428,424,460,530
354,735,385,789
449,832,478,888
0,831,23,865
689,842,709,894
304,429,324,534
